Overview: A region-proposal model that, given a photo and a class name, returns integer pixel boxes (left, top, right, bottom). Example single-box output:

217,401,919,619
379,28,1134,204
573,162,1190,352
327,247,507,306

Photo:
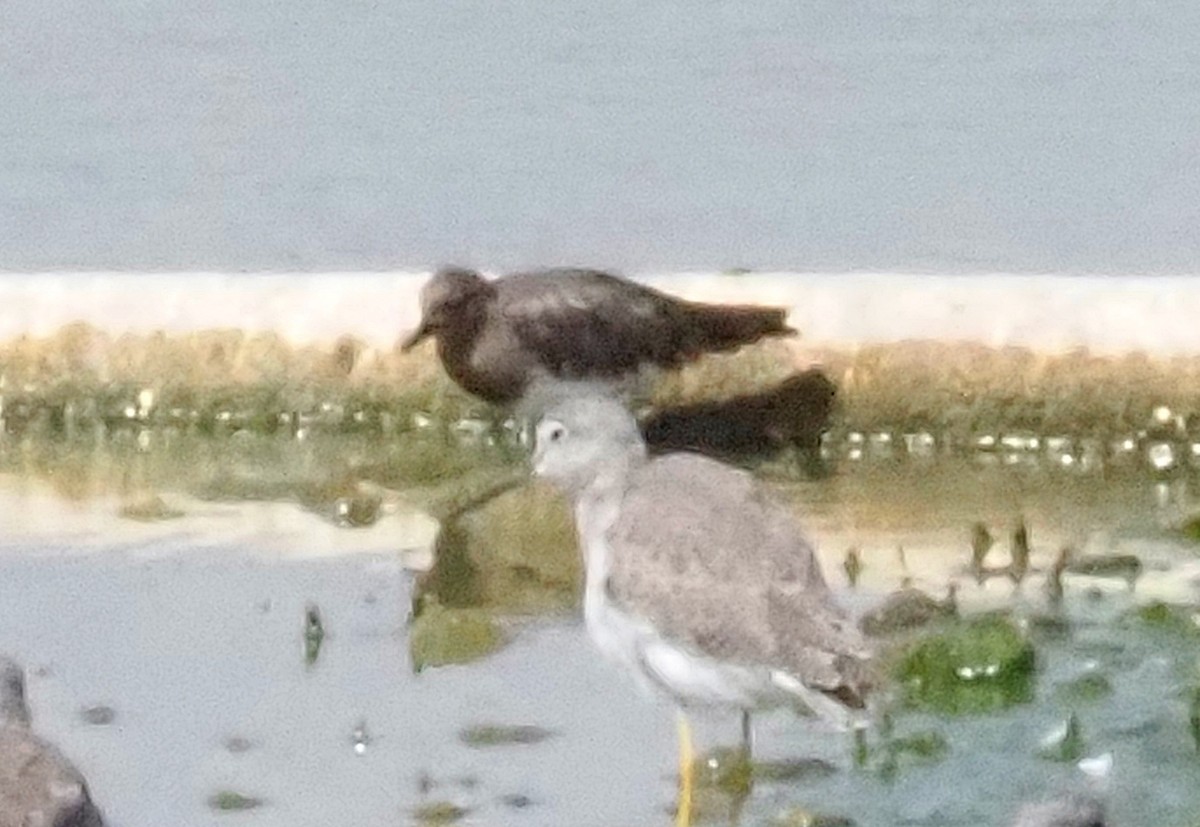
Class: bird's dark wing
496,270,699,378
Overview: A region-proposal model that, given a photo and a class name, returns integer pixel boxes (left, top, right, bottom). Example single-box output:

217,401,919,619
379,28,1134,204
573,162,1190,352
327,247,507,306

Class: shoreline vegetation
4,322,1199,524
3,321,1200,438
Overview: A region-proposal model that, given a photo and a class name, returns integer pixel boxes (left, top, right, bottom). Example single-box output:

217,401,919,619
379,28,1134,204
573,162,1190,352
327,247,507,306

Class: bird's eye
549,425,566,443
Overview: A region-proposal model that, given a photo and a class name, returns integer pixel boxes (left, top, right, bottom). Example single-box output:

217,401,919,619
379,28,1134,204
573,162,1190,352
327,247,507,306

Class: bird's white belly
583,582,775,709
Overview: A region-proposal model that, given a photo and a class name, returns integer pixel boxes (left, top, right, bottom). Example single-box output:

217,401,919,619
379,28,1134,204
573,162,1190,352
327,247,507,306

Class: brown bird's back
407,267,795,405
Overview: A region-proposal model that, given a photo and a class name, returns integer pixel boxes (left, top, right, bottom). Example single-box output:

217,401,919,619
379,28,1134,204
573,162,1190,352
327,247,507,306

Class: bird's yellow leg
676,709,695,827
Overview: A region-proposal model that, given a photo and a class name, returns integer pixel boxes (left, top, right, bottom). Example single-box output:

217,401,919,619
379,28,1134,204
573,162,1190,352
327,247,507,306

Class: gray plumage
1008,793,1107,827
531,394,873,726
0,657,105,827
402,267,796,405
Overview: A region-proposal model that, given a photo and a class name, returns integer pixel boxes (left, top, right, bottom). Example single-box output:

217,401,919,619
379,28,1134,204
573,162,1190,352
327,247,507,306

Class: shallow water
2,448,1200,826
3,0,1200,271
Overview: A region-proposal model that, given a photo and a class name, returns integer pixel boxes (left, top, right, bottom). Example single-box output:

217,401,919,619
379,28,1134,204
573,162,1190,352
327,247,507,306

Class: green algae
1053,672,1114,704
893,616,1036,715
117,494,185,521
1129,601,1200,639
413,483,580,617
458,723,556,748
208,791,263,812
412,801,470,825
408,598,505,672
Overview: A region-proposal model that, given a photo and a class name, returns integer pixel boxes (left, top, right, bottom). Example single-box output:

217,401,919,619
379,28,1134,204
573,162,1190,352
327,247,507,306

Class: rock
1007,792,1107,827
78,705,116,726
117,493,184,522
859,584,958,636
0,657,106,827
1066,554,1142,585
303,603,325,666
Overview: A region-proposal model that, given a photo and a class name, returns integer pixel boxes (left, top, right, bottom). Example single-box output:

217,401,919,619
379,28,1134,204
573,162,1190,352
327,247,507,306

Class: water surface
3,448,1200,826
3,0,1198,271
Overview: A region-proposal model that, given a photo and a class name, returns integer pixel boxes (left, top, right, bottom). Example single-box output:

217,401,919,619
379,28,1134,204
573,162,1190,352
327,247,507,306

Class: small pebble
223,736,255,754
80,705,116,726
499,793,534,809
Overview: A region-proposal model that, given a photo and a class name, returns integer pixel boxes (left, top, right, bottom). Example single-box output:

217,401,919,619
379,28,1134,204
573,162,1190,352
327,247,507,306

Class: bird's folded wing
605,454,829,669
767,587,875,704
498,270,694,376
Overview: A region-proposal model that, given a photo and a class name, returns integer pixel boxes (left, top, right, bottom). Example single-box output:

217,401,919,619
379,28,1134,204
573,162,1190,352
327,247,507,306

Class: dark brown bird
0,657,105,827
639,368,835,473
401,267,797,405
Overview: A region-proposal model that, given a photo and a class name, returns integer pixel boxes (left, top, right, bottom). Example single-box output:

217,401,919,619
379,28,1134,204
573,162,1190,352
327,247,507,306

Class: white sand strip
1,271,1195,356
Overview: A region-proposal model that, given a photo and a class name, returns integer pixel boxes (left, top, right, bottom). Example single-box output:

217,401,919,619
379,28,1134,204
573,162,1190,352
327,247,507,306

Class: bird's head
531,393,646,495
401,267,493,351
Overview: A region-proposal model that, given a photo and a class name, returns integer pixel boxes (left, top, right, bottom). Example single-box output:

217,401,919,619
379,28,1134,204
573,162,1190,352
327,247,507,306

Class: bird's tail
771,671,871,732
683,302,796,353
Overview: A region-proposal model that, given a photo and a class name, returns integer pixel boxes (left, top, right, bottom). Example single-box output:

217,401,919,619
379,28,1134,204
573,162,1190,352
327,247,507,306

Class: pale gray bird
530,394,873,826
0,657,105,827
1008,792,1107,827
401,267,796,406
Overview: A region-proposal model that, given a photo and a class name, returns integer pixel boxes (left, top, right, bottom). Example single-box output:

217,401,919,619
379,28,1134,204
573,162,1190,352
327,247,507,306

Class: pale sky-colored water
3,470,1200,827
2,0,1199,272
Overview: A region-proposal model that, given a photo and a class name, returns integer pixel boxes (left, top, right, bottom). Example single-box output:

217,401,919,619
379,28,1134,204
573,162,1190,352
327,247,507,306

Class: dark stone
1008,793,1107,827
0,657,106,827
79,705,116,726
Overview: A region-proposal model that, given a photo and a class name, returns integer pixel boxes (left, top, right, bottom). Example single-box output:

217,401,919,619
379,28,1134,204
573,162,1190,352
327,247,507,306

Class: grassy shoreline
3,323,1199,438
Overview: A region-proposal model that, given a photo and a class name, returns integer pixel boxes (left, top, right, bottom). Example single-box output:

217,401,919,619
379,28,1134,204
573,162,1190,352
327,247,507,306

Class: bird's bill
400,319,433,352
529,446,547,478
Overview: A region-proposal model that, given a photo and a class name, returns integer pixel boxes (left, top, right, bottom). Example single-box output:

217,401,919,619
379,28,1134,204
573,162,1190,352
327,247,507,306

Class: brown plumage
639,368,836,469
0,657,105,827
402,267,796,405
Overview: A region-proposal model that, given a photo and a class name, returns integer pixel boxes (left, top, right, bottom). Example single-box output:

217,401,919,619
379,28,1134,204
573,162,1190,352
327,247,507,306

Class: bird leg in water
676,709,695,827
740,710,754,761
